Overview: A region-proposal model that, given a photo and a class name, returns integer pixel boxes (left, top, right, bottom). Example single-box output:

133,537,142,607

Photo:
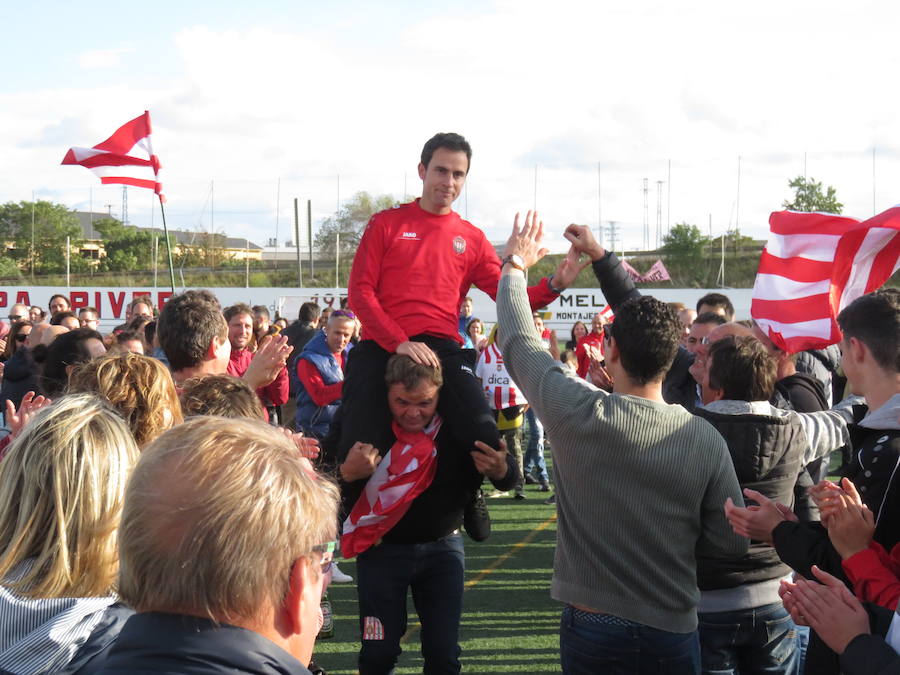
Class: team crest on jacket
452,236,466,255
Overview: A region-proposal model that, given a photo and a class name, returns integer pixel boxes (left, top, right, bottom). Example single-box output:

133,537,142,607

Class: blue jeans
523,408,549,482
698,602,800,675
560,605,701,674
356,534,465,675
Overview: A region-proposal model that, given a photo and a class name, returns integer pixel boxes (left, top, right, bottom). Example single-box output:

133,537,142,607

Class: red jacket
348,200,558,352
575,332,604,378
226,348,289,407
843,540,900,610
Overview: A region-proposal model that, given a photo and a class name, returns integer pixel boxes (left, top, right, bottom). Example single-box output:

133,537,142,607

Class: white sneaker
331,562,354,583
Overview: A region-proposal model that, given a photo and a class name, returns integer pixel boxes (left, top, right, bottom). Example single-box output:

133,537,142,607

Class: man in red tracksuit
339,132,585,470
224,303,289,423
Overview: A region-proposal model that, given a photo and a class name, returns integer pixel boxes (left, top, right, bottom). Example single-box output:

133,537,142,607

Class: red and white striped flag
61,111,164,201
341,416,442,559
752,207,900,353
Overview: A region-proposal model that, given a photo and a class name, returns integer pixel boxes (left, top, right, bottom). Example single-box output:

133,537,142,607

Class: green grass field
313,483,563,674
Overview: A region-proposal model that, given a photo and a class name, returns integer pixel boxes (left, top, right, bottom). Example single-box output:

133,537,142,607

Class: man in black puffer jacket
695,334,854,674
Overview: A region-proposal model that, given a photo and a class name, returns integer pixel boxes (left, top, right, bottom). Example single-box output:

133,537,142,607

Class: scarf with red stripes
341,415,442,558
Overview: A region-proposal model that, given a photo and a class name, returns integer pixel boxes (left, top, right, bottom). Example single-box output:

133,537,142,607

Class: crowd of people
0,131,895,675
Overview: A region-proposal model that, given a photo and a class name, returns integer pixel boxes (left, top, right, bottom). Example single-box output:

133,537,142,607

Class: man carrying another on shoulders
338,354,517,675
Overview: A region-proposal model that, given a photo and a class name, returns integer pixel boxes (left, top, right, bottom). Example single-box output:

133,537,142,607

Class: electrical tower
121,186,128,225
605,221,620,254
642,178,649,250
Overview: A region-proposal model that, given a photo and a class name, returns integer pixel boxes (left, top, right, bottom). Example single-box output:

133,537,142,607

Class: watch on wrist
502,254,526,271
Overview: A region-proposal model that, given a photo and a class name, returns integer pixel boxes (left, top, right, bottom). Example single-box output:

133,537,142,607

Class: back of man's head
696,292,735,321
837,288,900,373
421,132,472,171
385,354,443,390
157,291,225,372
298,302,321,325
610,296,681,385
708,335,777,402
118,416,339,625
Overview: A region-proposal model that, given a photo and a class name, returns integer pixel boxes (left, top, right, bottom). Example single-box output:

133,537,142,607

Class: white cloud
78,48,131,69
5,1,900,255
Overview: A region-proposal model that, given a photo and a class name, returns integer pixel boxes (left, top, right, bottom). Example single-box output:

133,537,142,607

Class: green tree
661,223,708,283
94,217,171,272
314,192,398,258
0,200,83,275
783,176,843,214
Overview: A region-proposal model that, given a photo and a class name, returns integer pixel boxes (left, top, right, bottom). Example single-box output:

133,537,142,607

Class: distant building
74,211,263,262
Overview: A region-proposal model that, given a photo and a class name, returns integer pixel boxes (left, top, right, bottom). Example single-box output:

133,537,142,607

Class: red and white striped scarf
341,415,442,558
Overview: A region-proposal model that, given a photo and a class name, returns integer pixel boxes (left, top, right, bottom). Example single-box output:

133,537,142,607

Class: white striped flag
61,111,164,201
752,207,900,353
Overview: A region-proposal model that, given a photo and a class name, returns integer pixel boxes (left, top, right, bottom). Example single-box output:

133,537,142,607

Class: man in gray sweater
496,212,747,674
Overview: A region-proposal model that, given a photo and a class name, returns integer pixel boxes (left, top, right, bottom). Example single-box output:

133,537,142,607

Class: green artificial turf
313,484,562,674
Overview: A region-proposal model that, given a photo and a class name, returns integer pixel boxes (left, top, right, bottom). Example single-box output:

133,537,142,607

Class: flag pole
157,196,177,293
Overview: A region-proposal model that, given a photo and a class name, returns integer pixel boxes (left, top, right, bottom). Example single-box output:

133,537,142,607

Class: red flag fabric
599,304,614,323
341,416,442,558
751,208,900,353
62,111,164,201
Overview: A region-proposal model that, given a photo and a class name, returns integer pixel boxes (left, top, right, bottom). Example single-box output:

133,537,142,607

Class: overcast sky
2,0,898,254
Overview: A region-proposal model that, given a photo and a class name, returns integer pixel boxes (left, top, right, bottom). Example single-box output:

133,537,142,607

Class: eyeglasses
8,315,21,321
331,310,356,320
312,540,336,575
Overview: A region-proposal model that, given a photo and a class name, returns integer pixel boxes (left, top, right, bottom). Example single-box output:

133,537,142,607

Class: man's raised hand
243,334,292,389
551,245,592,290
503,211,549,269
564,224,606,261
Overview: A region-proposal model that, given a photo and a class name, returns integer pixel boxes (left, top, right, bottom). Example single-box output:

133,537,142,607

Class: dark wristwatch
501,254,526,271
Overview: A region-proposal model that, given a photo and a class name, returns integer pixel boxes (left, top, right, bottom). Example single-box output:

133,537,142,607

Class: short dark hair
298,302,321,324
696,293,735,321
385,354,443,390
708,335,776,401
837,288,900,373
157,291,225,372
128,296,155,315
116,329,144,346
608,296,681,385
420,133,472,172
223,303,253,323
49,311,78,326
42,328,104,396
180,374,264,420
48,294,70,310
251,305,270,320
693,311,728,328
79,306,99,317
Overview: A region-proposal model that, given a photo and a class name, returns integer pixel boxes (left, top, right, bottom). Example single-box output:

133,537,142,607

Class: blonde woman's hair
118,416,339,623
67,352,183,447
179,374,264,420
0,394,140,598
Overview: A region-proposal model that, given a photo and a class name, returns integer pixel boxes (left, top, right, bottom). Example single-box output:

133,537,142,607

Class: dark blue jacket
294,331,343,437
96,612,311,674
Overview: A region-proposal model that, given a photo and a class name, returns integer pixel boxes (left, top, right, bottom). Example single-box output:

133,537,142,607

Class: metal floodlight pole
294,198,302,287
